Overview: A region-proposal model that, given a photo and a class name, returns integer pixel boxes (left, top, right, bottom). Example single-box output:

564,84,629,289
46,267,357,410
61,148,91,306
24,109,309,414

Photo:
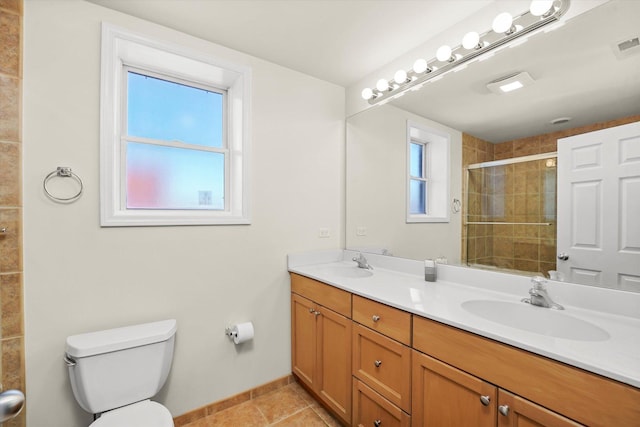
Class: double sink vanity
288,250,640,427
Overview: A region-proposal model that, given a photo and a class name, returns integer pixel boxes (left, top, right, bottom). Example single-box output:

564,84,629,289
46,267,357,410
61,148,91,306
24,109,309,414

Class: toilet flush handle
63,354,76,367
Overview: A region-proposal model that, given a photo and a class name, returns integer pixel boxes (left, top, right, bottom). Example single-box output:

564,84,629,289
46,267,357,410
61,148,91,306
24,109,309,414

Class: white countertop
288,250,640,389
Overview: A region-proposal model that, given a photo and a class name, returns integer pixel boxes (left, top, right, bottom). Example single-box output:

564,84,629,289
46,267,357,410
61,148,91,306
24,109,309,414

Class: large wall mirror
346,0,640,290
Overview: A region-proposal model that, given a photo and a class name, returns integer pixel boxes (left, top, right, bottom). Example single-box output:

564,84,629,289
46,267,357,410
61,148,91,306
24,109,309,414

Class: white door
557,121,640,290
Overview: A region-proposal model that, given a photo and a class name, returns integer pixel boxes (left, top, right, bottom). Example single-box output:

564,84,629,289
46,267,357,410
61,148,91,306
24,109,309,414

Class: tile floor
183,382,343,427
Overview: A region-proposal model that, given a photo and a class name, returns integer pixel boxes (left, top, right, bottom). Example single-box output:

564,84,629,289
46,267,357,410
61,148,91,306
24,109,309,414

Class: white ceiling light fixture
486,71,535,94
361,0,571,103
530,0,555,17
492,12,515,34
462,31,482,50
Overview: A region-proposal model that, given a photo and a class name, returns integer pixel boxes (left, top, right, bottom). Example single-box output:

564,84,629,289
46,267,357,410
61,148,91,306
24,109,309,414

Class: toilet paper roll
231,322,254,344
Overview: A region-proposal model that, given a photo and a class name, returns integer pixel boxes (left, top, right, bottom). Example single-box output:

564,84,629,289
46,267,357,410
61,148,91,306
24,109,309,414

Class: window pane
410,179,427,215
127,72,224,147
410,142,424,178
126,142,224,210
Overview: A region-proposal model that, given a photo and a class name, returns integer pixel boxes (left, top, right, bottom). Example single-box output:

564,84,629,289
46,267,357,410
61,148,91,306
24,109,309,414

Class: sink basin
315,265,373,278
461,300,610,341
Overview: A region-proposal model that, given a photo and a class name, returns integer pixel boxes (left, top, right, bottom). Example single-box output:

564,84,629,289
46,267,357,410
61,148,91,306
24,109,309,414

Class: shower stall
463,152,558,277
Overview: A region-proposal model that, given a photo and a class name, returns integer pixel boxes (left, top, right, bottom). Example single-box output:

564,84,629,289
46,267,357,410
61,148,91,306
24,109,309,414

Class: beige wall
22,1,344,426
0,0,25,426
346,104,463,262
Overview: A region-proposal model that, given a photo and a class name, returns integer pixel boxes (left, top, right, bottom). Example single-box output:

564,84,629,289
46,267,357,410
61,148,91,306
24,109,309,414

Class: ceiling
390,0,640,142
87,0,640,142
86,0,492,87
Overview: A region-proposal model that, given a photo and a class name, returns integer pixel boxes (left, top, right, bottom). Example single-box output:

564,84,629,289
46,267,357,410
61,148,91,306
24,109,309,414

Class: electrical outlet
356,226,367,236
319,228,330,238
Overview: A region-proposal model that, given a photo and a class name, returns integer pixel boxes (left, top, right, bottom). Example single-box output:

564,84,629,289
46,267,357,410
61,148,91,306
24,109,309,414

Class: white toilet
64,319,177,427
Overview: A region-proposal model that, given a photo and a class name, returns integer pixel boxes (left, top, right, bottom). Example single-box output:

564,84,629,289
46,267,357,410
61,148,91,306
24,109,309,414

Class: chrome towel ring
43,167,83,202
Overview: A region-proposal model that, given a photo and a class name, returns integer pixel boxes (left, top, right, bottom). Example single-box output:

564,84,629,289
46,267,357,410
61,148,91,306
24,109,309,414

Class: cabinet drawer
353,295,411,345
353,323,411,413
353,379,410,427
413,315,640,427
290,273,351,317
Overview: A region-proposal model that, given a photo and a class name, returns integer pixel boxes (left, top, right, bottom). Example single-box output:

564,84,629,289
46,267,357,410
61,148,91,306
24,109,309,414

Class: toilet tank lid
66,319,177,358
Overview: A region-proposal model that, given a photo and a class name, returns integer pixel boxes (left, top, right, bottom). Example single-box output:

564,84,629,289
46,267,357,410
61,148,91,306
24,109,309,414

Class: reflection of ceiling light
530,0,554,17
486,72,535,94
361,0,570,103
492,12,515,34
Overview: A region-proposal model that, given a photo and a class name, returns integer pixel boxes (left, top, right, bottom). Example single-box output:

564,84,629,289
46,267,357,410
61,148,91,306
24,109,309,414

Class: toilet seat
90,400,173,427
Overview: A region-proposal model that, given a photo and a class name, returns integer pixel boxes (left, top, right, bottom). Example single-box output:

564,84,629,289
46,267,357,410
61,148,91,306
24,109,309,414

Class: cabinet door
353,379,410,427
412,350,496,427
497,390,584,427
317,304,352,425
291,293,317,387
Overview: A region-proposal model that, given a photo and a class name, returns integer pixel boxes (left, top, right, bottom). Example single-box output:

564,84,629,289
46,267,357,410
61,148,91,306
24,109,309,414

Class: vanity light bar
362,0,571,105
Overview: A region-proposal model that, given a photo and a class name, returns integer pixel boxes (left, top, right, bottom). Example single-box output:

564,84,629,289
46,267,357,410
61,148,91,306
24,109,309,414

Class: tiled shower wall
0,0,26,426
462,114,640,277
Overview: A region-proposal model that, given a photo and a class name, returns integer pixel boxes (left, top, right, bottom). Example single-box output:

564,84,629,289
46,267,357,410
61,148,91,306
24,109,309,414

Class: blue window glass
127,72,224,147
410,179,426,214
410,142,424,177
126,142,224,210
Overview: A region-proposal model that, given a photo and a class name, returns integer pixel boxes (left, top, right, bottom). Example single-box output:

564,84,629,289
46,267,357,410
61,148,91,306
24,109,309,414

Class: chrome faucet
352,252,373,270
522,277,564,310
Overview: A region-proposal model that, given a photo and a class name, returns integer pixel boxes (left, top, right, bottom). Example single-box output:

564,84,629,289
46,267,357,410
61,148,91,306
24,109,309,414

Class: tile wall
0,0,25,425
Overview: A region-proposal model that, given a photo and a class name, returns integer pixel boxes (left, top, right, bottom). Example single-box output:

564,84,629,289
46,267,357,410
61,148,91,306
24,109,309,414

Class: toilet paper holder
225,322,254,345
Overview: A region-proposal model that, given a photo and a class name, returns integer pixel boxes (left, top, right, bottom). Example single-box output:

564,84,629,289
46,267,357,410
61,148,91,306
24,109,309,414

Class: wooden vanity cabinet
291,273,640,427
412,350,582,427
291,274,352,425
413,315,640,426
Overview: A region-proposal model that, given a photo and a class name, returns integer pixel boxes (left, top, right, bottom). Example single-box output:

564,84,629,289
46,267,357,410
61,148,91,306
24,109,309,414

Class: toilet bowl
90,401,173,427
65,319,177,426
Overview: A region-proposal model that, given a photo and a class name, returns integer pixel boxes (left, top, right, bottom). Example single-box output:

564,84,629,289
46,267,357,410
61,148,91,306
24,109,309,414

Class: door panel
412,350,496,427
557,121,640,289
291,294,316,386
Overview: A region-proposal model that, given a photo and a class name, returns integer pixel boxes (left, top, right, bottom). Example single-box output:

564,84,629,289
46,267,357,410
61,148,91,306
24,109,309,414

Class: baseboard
173,374,295,426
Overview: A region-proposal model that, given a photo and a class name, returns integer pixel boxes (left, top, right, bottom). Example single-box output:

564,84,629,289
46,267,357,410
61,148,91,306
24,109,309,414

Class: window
406,122,450,223
100,24,251,226
409,140,428,215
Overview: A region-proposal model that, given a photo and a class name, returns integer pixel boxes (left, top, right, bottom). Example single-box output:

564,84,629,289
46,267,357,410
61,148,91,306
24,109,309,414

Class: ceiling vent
612,36,640,60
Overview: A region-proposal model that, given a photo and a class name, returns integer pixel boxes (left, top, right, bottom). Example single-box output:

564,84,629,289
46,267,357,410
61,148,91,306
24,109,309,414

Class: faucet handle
531,276,547,290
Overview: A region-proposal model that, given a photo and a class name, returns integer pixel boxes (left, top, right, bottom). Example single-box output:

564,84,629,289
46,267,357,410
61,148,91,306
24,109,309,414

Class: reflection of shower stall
463,153,558,276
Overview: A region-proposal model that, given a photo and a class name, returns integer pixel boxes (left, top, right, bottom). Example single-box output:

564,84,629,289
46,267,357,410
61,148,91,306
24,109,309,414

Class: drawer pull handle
314,311,321,317
498,405,510,416
372,315,381,322
374,360,382,367
480,395,491,406
374,420,382,427
309,308,315,313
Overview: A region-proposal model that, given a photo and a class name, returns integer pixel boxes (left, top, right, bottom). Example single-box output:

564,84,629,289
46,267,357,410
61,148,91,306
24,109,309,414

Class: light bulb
530,0,554,16
413,58,428,74
361,87,374,100
394,69,408,85
492,12,514,34
376,79,389,92
436,45,453,62
462,31,481,50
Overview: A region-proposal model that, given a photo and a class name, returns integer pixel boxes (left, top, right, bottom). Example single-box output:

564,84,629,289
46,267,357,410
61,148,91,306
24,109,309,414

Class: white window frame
100,23,251,226
406,121,450,223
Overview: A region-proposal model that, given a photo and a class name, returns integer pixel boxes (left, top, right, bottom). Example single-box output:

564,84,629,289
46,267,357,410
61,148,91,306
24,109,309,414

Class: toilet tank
65,319,177,414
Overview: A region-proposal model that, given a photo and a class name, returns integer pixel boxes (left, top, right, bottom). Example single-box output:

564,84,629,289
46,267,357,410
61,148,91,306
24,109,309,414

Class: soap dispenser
424,259,437,282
